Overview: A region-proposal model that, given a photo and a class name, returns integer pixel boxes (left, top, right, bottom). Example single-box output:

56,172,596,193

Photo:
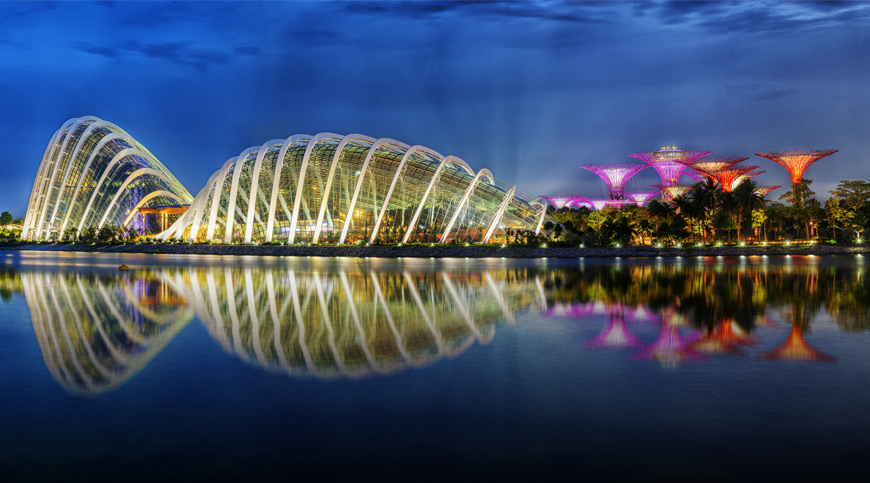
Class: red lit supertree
754,149,838,186
625,191,659,206
579,163,648,200
731,170,764,191
687,157,747,184
702,165,761,193
754,185,781,197
629,146,710,187
757,325,836,363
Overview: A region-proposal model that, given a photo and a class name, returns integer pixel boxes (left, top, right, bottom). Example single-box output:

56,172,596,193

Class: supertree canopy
625,191,659,206
628,145,710,187
571,196,592,209
541,195,579,209
683,169,706,184
589,199,611,211
705,165,760,193
579,163,648,200
689,157,748,182
754,185,781,197
653,184,691,201
732,170,765,191
754,149,838,185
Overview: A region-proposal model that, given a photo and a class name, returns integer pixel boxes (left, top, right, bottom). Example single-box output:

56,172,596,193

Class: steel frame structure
754,149,838,185
158,132,548,244
579,163,648,199
22,116,192,240
628,146,710,187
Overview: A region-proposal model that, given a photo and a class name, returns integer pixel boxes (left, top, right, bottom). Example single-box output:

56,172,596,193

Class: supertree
683,169,706,184
625,191,660,207
570,196,592,209
653,184,691,201
754,185,781,197
757,325,835,363
687,157,747,183
731,170,765,191
754,149,838,186
633,308,704,369
702,165,761,193
689,318,758,356
579,163,648,200
584,308,644,349
589,199,611,211
541,195,581,209
629,145,710,187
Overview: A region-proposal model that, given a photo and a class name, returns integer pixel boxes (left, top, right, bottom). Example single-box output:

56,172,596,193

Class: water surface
1,252,869,481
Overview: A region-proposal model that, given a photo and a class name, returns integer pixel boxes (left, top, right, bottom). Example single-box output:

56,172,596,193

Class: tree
779,179,817,239
0,212,12,226
830,180,870,213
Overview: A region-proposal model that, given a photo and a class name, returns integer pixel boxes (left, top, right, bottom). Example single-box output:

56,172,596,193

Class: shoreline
2,242,869,258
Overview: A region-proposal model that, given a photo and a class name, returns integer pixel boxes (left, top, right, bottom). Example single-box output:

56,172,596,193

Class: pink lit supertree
633,308,704,368
754,149,838,186
541,195,581,209
589,199,611,211
625,191,660,207
585,309,644,349
570,196,592,209
629,146,710,187
579,163,648,200
683,169,706,184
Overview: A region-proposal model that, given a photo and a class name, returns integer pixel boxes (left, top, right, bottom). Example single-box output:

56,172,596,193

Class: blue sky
2,0,869,216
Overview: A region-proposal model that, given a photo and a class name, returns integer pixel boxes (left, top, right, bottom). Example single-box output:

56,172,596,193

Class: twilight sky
2,0,869,216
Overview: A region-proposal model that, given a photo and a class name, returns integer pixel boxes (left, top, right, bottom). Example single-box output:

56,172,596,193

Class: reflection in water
186,268,539,379
3,256,869,393
22,271,193,395
14,266,542,394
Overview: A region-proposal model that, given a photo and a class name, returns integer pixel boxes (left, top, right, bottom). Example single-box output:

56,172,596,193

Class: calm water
1,251,870,481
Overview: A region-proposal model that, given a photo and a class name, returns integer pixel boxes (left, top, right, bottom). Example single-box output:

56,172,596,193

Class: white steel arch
264,134,311,243
311,134,376,244
533,200,547,235
288,133,342,243
400,155,471,244
205,157,238,241
121,190,188,228
47,119,119,234
223,147,258,244
482,185,516,243
75,147,151,233
242,139,283,244
368,145,442,244
56,132,127,235
439,168,494,243
97,167,173,228
36,117,98,238
22,125,65,238
338,138,410,245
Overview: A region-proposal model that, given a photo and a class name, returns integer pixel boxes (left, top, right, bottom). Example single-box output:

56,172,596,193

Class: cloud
342,0,605,23
70,39,234,72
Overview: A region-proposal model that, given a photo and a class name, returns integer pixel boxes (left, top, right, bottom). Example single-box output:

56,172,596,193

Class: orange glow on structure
754,149,838,185
757,326,836,363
